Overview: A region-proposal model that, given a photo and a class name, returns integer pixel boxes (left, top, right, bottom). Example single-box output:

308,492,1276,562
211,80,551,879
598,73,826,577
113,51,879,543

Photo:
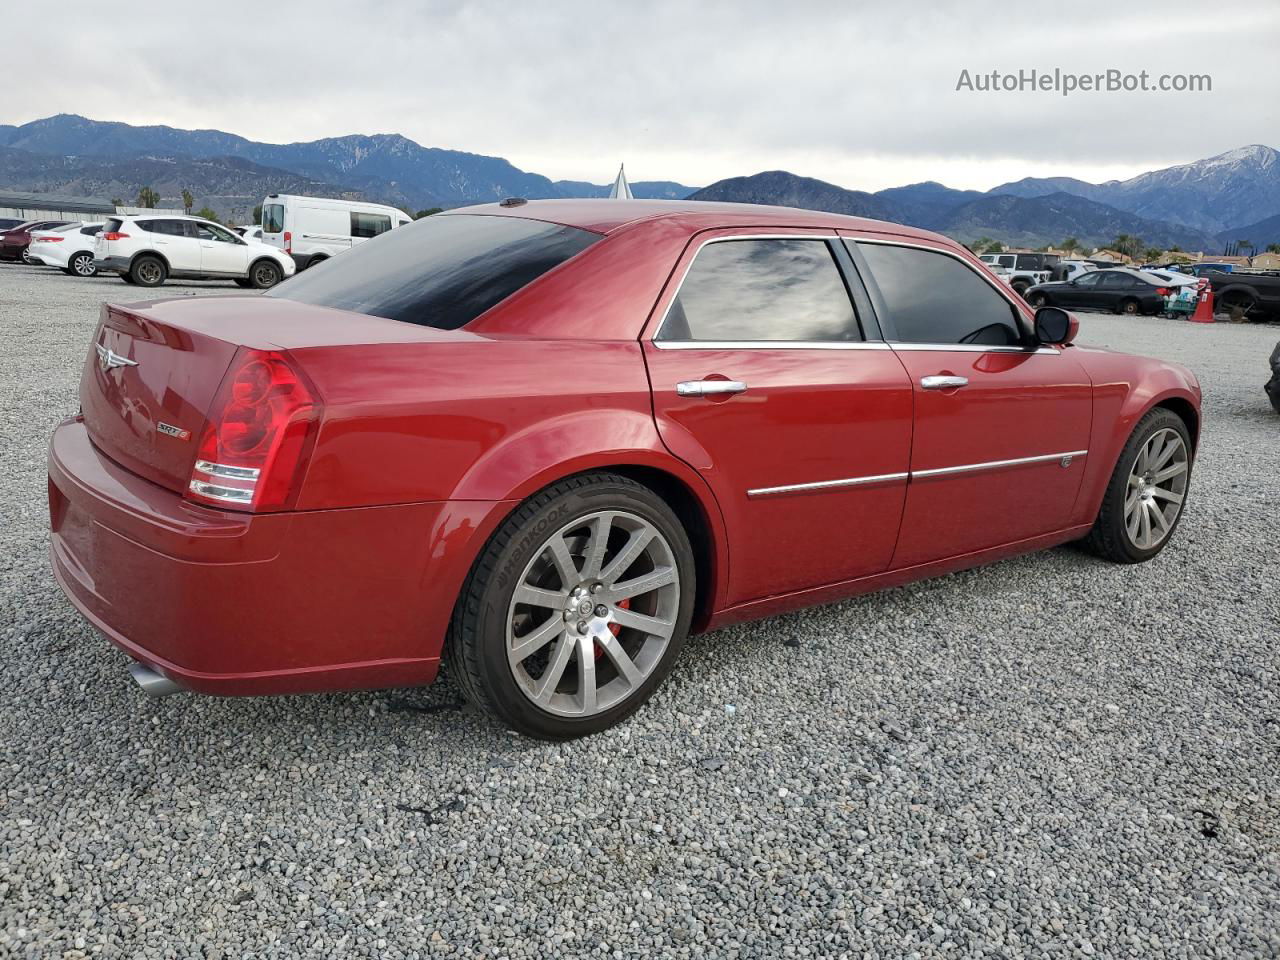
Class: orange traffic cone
1189,280,1214,323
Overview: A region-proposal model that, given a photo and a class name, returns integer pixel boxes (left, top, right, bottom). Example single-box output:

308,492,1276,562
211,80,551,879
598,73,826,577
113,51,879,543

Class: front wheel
447,473,696,739
1028,292,1047,308
248,259,282,289
1084,408,1192,563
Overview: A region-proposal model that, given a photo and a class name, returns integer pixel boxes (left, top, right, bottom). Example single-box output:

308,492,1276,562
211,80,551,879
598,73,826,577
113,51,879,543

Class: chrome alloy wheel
72,253,96,276
506,510,680,718
1124,427,1189,550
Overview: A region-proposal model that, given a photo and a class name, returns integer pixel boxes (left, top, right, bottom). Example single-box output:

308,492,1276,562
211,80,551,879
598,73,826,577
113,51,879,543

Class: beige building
1249,252,1280,270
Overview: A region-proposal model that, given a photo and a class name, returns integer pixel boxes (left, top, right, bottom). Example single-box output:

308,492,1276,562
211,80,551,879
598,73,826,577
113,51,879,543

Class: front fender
1070,347,1202,525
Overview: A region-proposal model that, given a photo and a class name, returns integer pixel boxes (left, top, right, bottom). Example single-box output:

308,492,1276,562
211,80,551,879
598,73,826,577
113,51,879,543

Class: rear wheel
1084,408,1192,563
249,259,282,289
130,255,167,288
1218,290,1257,320
1012,281,1029,298
447,472,696,739
20,245,37,265
68,252,96,277
1119,298,1140,315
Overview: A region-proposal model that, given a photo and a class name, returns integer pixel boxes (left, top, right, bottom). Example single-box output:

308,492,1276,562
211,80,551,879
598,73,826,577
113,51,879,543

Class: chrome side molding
748,450,1088,498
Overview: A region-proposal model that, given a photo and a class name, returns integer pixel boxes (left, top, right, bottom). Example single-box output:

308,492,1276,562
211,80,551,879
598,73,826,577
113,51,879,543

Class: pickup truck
978,252,1059,297
1203,269,1280,321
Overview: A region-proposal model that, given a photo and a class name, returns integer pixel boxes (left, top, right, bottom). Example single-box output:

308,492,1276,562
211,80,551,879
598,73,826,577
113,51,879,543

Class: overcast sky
4,1,1277,192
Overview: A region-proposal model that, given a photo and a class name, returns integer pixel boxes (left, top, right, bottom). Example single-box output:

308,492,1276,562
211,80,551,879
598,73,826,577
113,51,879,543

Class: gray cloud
3,0,1277,190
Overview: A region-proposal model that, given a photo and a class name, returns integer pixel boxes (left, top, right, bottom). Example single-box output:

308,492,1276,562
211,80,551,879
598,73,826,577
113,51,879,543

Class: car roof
439,198,945,243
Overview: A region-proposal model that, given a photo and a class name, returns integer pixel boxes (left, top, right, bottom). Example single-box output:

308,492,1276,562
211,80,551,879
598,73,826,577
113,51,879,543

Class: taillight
283,230,292,254
35,236,64,243
1156,288,1169,296
102,231,129,240
186,349,320,512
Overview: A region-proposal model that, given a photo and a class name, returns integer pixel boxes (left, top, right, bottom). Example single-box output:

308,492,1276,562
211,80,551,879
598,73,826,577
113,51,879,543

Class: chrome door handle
920,375,969,390
676,379,747,397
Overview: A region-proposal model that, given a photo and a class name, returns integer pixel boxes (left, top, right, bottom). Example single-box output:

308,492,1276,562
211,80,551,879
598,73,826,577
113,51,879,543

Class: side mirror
1035,306,1077,345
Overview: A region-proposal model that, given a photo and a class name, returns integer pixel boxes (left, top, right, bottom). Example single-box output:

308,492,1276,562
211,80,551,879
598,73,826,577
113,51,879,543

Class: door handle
676,379,747,397
920,375,969,390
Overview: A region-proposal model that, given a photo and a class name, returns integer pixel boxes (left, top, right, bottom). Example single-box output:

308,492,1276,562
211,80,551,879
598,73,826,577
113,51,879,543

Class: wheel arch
130,249,169,273
1154,395,1200,451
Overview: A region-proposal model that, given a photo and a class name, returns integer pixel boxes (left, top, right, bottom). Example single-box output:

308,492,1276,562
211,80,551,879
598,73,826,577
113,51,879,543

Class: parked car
1050,260,1097,282
29,222,105,277
0,217,24,231
0,219,73,262
48,200,1200,739
94,214,296,288
234,225,264,242
978,252,1056,296
259,194,412,270
1202,269,1280,321
1026,268,1171,314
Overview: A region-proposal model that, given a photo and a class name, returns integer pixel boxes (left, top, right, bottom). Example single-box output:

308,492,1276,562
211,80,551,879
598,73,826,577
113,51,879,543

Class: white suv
94,214,296,289
30,222,104,277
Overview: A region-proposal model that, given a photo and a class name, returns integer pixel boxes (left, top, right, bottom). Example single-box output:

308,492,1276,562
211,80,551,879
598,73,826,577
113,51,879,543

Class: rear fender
451,407,730,621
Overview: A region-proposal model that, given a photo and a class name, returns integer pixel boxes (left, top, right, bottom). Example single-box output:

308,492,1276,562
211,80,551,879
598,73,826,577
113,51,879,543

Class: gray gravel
2,261,1279,958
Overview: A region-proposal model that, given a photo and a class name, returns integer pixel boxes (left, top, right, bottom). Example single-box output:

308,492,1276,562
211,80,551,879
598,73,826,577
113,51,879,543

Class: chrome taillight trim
194,460,261,480
188,479,255,504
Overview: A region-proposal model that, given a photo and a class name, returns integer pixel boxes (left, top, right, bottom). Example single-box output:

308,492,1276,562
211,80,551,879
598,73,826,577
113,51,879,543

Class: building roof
0,191,115,215
607,165,634,200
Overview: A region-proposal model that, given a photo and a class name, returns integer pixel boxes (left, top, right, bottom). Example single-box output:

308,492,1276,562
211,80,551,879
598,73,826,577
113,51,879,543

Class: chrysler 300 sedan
48,200,1201,738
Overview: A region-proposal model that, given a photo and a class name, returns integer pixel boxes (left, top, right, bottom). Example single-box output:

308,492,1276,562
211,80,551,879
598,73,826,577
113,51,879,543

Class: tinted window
1100,272,1131,288
80,225,103,236
140,219,186,237
657,239,860,342
263,203,285,233
855,242,1022,346
268,214,599,330
1075,272,1102,287
193,221,240,243
351,211,393,239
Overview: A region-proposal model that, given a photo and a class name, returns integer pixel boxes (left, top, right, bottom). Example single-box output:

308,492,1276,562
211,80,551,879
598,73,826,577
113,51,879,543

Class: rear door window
262,203,285,233
656,238,861,342
351,211,393,239
268,214,600,330
855,241,1023,346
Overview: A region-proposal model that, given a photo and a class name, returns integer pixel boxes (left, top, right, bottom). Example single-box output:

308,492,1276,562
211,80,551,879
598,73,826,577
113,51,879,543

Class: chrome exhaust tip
128,661,184,697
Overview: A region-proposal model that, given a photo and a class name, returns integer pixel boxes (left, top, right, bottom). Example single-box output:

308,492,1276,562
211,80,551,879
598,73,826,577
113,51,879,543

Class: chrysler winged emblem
96,342,138,372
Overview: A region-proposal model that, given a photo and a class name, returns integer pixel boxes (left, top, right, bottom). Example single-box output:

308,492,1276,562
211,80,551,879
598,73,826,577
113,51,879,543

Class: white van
260,194,412,270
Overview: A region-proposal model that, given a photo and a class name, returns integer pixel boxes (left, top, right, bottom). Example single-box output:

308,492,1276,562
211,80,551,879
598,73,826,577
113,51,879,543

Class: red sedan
48,200,1200,738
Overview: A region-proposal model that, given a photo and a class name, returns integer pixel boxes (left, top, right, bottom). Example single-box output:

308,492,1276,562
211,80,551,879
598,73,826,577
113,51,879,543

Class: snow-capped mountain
990,145,1280,234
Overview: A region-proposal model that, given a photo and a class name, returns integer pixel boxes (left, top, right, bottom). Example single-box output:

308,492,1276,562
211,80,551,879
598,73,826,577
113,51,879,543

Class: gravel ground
1,261,1278,959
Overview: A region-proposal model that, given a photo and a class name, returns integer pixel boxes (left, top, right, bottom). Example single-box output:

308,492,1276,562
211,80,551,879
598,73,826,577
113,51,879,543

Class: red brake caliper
595,598,630,658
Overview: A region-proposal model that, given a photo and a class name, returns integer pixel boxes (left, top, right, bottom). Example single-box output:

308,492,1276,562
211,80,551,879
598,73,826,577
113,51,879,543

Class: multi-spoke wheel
1085,408,1193,563
448,473,695,739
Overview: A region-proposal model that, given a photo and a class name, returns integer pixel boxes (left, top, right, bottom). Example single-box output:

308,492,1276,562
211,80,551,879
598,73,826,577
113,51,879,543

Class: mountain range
1,114,1278,251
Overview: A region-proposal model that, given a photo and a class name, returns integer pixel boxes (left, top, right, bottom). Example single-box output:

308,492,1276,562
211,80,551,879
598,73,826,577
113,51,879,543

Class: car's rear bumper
94,255,131,273
0,240,25,260
47,417,495,696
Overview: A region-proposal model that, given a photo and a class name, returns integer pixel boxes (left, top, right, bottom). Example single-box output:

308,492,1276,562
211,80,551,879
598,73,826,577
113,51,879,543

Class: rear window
103,218,123,233
263,204,285,233
268,214,601,330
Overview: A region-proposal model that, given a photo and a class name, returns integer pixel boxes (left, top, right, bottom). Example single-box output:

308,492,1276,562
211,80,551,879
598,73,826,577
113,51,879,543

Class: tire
1218,290,1257,320
447,472,696,739
129,255,167,288
120,273,137,285
1083,407,1192,564
68,252,97,277
308,256,327,269
234,278,254,288
1029,292,1047,308
20,246,36,265
248,259,282,289
1012,281,1029,297
1119,298,1140,315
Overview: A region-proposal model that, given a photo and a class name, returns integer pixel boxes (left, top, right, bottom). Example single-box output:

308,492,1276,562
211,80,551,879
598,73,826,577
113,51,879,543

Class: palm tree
181,189,194,215
1143,247,1164,263
137,186,160,209
1111,234,1143,259
1060,236,1081,255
